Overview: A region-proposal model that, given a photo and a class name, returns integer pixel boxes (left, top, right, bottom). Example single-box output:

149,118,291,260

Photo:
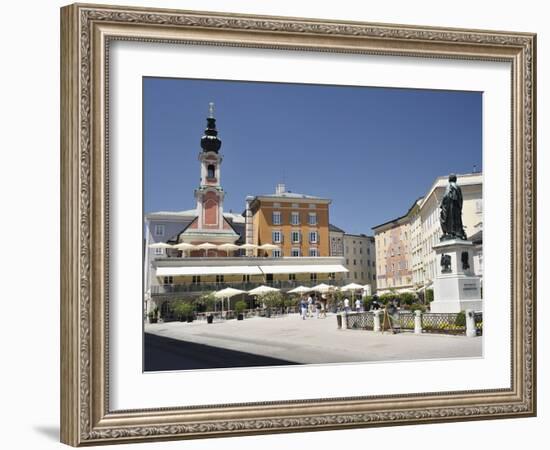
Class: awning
156,266,262,277
258,264,348,274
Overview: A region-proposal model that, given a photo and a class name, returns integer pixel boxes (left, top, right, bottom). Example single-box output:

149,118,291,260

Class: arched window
207,164,215,179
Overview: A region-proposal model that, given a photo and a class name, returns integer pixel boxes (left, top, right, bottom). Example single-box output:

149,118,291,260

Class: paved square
145,313,482,369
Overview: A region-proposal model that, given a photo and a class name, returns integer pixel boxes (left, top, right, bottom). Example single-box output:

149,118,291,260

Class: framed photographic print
60,3,536,446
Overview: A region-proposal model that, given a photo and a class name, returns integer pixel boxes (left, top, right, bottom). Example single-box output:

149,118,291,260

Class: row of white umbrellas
288,282,366,294
213,285,281,314
149,242,279,251
213,283,368,314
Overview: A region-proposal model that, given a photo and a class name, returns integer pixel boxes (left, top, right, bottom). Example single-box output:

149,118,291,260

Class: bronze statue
440,174,467,241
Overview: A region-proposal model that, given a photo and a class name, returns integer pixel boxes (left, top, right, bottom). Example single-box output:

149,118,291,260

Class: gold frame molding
60,3,536,446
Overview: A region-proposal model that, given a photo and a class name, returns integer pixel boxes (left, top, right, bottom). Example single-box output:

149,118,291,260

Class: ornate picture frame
60,3,536,446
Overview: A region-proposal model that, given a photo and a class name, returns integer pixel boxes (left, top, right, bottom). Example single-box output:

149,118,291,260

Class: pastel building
247,183,331,258
329,225,377,290
143,104,348,313
343,234,376,287
372,172,483,294
372,210,414,293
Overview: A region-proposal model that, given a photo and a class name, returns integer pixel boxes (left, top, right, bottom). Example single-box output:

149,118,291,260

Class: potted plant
199,292,216,324
147,308,158,324
173,301,194,322
235,300,247,320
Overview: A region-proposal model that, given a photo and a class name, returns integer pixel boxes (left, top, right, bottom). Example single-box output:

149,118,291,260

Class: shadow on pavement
144,333,299,372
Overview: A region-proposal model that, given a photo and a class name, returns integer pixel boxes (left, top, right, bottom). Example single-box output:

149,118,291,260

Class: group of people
298,294,327,320
298,293,371,319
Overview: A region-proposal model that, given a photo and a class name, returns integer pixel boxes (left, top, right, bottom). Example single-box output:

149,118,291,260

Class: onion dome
200,102,222,153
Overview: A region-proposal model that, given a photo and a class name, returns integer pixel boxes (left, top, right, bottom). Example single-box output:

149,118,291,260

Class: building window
154,248,164,256
192,275,201,284
309,231,318,243
361,272,364,279
207,164,216,179
272,249,282,258
292,203,299,208
310,273,317,281
216,275,224,283
359,247,362,254
309,248,319,257
291,212,300,225
163,276,173,284
354,272,357,279
353,259,357,265
346,259,349,265
272,230,282,243
289,273,296,281
308,212,317,225
242,274,250,282
272,211,281,225
291,248,301,257
309,203,316,209
291,231,301,243
154,224,165,236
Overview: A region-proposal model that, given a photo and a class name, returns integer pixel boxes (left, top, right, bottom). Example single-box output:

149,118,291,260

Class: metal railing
345,312,375,330
341,310,483,336
151,278,351,295
421,312,466,335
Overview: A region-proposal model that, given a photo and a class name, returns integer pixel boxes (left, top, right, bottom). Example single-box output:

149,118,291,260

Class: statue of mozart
439,174,467,241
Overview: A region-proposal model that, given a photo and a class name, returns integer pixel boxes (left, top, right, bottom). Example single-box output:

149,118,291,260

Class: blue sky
143,77,482,235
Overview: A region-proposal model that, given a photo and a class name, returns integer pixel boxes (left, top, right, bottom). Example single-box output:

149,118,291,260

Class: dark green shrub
455,311,466,327
425,288,434,303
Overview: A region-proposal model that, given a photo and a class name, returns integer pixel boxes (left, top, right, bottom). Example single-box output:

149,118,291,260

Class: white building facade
373,172,483,294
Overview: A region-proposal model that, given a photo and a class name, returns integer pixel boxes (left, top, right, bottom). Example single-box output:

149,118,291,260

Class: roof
329,223,346,233
146,208,245,223
259,191,322,199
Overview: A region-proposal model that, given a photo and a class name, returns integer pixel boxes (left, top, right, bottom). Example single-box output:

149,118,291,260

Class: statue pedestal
430,239,483,313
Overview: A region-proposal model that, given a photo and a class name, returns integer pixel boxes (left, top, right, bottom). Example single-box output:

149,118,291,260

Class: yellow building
247,184,331,258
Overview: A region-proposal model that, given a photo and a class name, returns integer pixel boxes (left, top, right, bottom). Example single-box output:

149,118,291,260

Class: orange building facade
248,185,330,258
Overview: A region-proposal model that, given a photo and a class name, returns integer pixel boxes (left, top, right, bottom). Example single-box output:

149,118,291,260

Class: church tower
195,102,225,230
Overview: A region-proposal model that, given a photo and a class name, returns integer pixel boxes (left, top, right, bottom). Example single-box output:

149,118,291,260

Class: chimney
275,183,286,195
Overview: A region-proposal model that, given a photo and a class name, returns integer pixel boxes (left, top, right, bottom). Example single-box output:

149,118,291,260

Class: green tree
173,300,194,321
399,292,417,306
197,292,217,312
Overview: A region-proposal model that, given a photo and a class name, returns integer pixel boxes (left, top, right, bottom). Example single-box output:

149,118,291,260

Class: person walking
343,296,350,313
315,298,321,318
355,298,362,313
307,294,314,318
299,297,308,320
320,294,327,318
